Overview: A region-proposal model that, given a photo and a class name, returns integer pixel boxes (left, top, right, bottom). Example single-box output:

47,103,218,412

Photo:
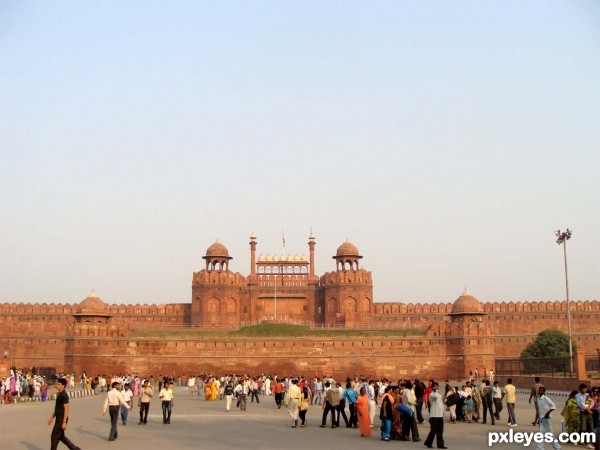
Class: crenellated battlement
192,269,246,286
1,299,598,317
0,301,191,316
319,269,373,285
373,302,453,314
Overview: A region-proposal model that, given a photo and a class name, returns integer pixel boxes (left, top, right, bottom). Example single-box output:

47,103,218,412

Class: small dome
451,289,485,315
258,254,265,261
336,240,360,257
266,254,273,262
273,254,279,262
294,254,301,262
204,240,231,258
75,291,110,316
301,254,307,261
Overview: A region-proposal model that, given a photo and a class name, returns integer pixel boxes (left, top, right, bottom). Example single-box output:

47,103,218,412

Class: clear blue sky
1,1,598,305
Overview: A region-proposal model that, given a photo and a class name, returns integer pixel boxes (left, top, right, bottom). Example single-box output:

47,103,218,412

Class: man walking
367,379,377,428
343,381,358,428
424,382,447,449
102,381,130,441
234,379,248,411
536,387,561,450
335,382,349,428
529,377,544,425
319,381,338,428
481,380,495,425
505,378,517,426
121,383,133,425
287,378,302,427
138,380,153,424
575,383,594,447
313,378,323,405
492,380,504,421
224,382,234,411
250,377,260,403
273,378,284,409
415,379,426,424
48,378,81,450
159,380,174,424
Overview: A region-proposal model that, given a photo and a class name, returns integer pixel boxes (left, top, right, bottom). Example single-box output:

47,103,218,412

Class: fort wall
1,299,598,379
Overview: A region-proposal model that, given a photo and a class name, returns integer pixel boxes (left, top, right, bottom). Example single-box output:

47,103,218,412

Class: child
465,395,474,423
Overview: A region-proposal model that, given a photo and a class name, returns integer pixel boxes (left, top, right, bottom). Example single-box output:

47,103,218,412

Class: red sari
356,393,371,437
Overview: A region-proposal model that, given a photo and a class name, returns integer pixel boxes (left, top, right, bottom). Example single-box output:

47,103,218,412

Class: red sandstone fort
1,235,598,380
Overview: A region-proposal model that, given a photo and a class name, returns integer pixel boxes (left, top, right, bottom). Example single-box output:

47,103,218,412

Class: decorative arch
226,298,237,313
207,297,220,314
342,296,357,314
327,296,338,314
360,297,371,313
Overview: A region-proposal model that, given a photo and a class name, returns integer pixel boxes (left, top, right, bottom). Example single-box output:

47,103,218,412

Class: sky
1,1,599,306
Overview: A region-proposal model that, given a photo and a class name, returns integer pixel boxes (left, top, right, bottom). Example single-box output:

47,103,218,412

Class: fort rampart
1,299,598,379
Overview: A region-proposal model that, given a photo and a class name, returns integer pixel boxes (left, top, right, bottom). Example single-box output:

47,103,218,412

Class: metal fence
495,356,574,378
586,355,600,374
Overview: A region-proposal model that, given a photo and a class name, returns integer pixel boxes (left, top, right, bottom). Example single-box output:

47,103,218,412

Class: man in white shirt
401,381,420,442
536,387,561,450
120,383,133,426
313,378,323,405
138,380,153,424
102,381,130,441
158,381,175,424
493,381,504,421
336,382,349,427
423,382,447,449
234,379,248,411
187,376,196,395
366,379,377,428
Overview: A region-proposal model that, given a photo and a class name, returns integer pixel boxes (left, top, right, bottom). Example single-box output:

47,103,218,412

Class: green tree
521,328,577,358
520,328,577,375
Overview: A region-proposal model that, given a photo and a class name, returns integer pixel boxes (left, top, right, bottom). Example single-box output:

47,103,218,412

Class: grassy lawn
130,323,426,338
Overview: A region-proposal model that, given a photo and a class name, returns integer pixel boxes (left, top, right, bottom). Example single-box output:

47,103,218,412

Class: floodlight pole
555,229,573,374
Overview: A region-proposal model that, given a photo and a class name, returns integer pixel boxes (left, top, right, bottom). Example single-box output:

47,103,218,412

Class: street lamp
555,228,573,374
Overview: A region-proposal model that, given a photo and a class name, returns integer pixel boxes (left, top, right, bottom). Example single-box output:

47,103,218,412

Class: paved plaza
0,387,580,450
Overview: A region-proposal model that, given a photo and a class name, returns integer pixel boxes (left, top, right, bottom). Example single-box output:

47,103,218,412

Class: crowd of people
90,372,600,449
1,369,50,403
3,368,599,449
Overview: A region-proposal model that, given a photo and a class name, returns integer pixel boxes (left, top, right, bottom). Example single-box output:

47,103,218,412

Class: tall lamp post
555,228,573,374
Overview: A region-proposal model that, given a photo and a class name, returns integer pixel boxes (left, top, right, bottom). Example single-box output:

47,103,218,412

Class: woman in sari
211,378,218,400
562,390,580,434
390,387,403,440
356,387,371,437
380,386,395,441
204,378,212,401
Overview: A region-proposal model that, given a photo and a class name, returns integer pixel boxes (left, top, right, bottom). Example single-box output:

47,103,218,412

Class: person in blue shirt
343,381,358,428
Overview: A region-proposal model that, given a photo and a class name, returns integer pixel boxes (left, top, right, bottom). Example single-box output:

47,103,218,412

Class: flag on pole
281,229,286,248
